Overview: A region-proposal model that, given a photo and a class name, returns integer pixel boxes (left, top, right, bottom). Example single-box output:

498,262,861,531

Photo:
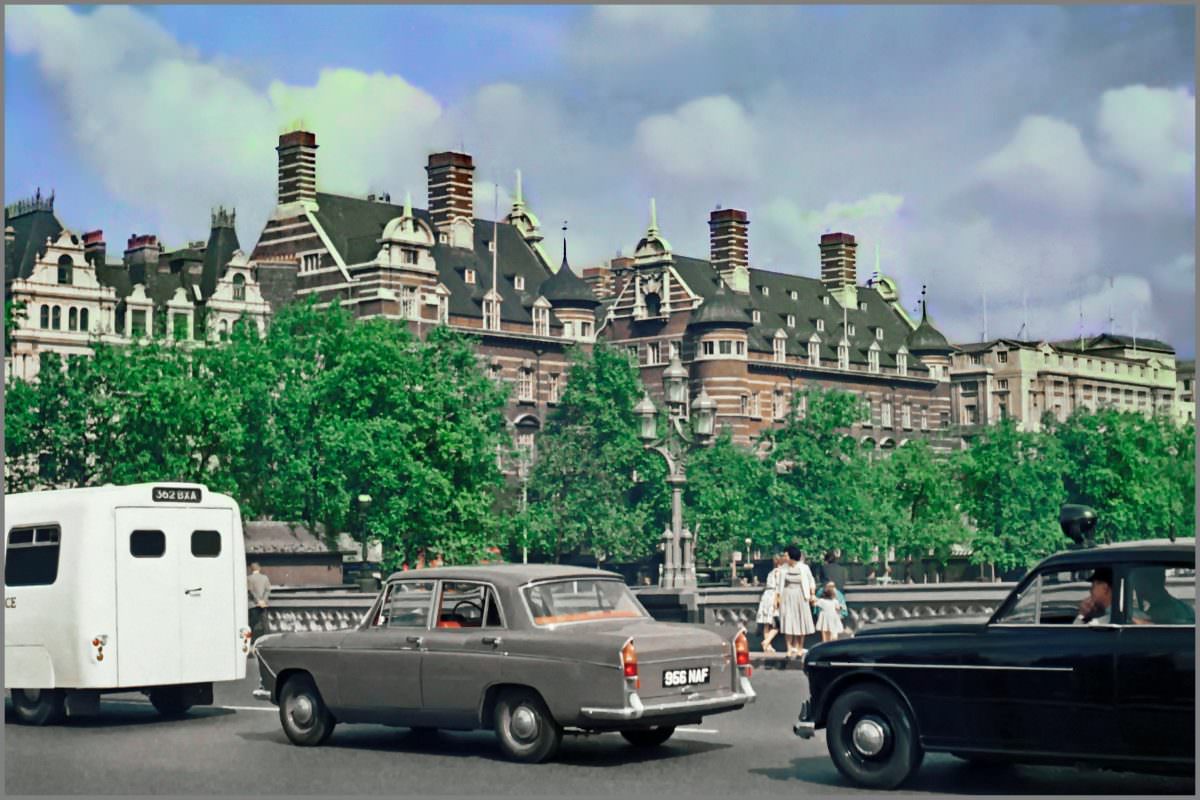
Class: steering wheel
453,599,483,621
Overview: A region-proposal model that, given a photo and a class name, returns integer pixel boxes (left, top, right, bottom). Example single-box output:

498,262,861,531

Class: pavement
5,661,1194,796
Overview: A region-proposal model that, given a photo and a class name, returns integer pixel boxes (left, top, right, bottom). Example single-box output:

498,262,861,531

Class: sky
5,5,1195,355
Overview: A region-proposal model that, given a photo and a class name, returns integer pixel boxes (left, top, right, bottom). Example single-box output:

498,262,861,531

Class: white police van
4,483,250,723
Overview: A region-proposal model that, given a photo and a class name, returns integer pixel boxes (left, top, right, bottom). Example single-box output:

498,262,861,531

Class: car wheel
10,689,66,725
278,674,336,746
149,687,194,717
621,726,676,748
826,685,923,790
494,688,562,763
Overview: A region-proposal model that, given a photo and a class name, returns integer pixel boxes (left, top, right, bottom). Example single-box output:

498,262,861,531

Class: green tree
684,430,776,564
1050,408,1195,542
5,297,27,354
958,419,1068,575
874,439,967,567
523,342,668,564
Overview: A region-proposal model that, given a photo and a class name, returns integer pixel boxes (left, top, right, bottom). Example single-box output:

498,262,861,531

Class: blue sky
5,5,1195,354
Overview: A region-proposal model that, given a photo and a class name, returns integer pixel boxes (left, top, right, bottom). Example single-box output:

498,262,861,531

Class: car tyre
10,689,66,725
826,685,923,790
278,674,336,746
494,688,562,763
621,726,676,748
149,687,194,717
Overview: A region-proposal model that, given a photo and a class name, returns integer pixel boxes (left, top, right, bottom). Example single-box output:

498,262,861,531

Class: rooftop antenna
1018,286,1028,339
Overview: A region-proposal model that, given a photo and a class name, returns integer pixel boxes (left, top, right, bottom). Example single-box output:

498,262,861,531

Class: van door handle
184,587,202,596
481,636,502,647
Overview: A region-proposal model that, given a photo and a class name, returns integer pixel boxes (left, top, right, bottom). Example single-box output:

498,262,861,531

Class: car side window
483,587,503,628
994,568,1093,625
1124,563,1196,626
437,582,487,629
375,580,435,628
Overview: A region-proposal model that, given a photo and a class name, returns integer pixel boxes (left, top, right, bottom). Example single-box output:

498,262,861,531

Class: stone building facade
948,334,1180,432
596,204,958,453
4,192,273,382
1176,359,1195,425
248,130,601,464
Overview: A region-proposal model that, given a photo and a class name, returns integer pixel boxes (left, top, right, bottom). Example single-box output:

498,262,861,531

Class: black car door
962,565,1118,758
1115,562,1195,767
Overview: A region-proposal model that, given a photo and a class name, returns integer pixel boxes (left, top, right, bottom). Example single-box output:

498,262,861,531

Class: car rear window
523,579,646,626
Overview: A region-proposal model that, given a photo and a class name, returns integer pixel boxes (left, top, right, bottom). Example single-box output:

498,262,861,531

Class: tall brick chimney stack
276,130,318,206
709,208,750,293
82,229,105,267
820,232,858,309
426,151,475,244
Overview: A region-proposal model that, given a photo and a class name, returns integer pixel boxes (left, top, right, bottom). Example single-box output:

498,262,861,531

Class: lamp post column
668,473,685,588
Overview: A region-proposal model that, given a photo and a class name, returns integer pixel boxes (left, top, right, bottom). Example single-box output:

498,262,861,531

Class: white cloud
1096,84,1194,212
634,95,761,184
590,6,713,41
977,116,1105,215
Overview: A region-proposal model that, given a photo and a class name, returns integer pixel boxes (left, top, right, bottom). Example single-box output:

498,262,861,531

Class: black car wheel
826,685,923,790
10,689,66,725
494,688,562,763
278,674,336,746
621,726,676,748
148,687,194,717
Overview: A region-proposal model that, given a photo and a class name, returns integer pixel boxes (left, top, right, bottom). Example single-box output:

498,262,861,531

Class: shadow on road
238,725,729,766
5,699,237,729
750,755,1196,795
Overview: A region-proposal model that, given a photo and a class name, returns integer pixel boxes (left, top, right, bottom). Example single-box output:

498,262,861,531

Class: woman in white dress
778,545,817,658
754,554,785,653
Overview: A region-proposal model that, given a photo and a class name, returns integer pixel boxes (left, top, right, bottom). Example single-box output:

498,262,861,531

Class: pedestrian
814,582,844,642
820,550,848,591
865,567,877,584
247,562,271,644
778,545,817,659
754,554,785,653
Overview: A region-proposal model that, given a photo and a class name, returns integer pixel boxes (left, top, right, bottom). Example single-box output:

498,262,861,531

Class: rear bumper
580,676,756,721
793,698,817,738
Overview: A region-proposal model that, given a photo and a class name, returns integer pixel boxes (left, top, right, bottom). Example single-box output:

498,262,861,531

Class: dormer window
847,323,856,336
532,305,549,336
875,328,884,341
822,296,830,306
868,348,880,373
808,339,820,366
439,232,449,244
761,286,769,297
816,319,825,332
773,337,786,363
997,350,1008,364
790,290,798,301
837,342,849,370
488,240,496,253
465,269,476,285
859,302,868,311
898,352,908,376
787,314,795,328
483,297,501,331
752,310,761,323
514,275,525,291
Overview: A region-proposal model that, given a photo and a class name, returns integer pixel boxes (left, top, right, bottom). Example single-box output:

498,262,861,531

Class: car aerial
793,506,1195,789
253,564,755,762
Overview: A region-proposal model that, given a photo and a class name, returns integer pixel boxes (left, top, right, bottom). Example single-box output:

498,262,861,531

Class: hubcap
510,705,539,741
851,717,887,757
290,695,314,727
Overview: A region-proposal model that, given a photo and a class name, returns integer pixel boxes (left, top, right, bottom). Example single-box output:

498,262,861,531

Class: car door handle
481,636,502,647
406,636,423,646
184,587,202,596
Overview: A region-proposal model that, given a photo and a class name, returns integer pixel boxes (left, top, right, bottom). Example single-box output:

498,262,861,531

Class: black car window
994,568,1094,625
376,580,435,628
1124,564,1196,626
483,587,503,628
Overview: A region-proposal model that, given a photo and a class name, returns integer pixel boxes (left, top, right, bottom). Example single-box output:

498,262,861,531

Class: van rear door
178,509,237,684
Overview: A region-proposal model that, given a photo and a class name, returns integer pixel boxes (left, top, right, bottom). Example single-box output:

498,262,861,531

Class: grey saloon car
253,564,756,762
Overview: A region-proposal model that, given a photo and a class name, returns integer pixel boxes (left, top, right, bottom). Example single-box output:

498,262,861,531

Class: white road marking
677,727,720,734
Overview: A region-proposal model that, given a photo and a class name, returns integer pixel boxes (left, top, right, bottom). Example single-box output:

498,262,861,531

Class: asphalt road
5,662,1195,796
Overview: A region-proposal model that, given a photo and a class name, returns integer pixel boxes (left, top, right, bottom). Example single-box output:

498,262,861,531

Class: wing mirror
1060,504,1098,548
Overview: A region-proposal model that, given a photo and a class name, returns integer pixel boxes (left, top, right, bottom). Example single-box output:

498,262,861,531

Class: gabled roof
311,192,560,325
1051,333,1174,355
5,198,63,283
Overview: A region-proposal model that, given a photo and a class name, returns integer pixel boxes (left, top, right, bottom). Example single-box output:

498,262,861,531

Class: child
814,582,844,642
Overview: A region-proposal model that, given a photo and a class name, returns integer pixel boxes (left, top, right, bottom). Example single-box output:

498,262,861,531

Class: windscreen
523,579,647,626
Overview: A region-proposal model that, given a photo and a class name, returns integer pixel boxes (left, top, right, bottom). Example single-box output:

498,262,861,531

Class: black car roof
1038,539,1196,571
382,563,623,588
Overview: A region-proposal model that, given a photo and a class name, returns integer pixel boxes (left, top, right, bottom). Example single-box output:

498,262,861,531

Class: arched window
52,306,62,330
219,319,229,342
57,255,73,285
233,273,246,301
40,305,49,328
68,307,78,331
79,308,89,332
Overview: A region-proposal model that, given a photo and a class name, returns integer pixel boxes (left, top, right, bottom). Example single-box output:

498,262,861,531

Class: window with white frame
533,305,549,336
401,286,418,318
809,340,820,366
761,286,769,297
752,310,761,323
514,275,525,291
822,296,830,306
768,392,776,421
875,328,884,340
648,341,661,364
548,373,560,403
517,431,535,461
702,340,715,357
798,393,808,418
773,337,786,363
627,345,639,362
719,340,732,355
735,341,746,356
897,352,908,376
882,401,893,428
402,248,418,265
838,342,849,370
752,392,762,418
489,363,503,383
668,340,680,360
787,314,795,328
740,394,749,415
519,369,534,402
790,290,798,301
563,321,575,338
233,273,246,301
847,323,856,336
920,407,929,430
997,350,1008,364
302,253,321,272
580,321,593,338
901,404,911,428
860,302,868,311
776,390,789,419
483,298,501,330
465,268,476,285
868,348,880,373
437,295,449,324
816,319,825,332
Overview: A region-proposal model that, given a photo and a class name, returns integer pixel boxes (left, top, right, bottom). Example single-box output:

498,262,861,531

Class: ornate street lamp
636,355,715,589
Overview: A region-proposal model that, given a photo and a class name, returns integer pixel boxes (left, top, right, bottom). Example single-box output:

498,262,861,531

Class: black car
794,523,1195,789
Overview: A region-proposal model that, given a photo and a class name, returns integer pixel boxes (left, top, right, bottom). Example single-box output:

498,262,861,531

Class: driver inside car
1129,567,1195,625
1073,567,1113,625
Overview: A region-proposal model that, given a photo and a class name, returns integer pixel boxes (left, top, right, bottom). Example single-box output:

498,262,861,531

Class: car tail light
621,639,638,678
734,630,750,667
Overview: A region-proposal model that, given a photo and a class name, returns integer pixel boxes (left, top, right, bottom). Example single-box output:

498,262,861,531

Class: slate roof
540,247,600,308
906,308,954,356
5,201,63,283
201,222,240,299
669,256,928,372
312,192,564,326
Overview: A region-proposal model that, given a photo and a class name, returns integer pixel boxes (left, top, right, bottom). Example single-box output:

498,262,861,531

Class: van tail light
734,630,750,667
621,639,640,689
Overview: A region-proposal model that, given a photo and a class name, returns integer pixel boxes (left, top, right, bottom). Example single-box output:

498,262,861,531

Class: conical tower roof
688,280,752,329
906,291,953,355
540,236,599,308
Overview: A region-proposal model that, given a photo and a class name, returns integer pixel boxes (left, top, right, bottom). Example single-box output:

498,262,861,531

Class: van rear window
5,526,61,587
130,530,165,558
191,530,221,557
